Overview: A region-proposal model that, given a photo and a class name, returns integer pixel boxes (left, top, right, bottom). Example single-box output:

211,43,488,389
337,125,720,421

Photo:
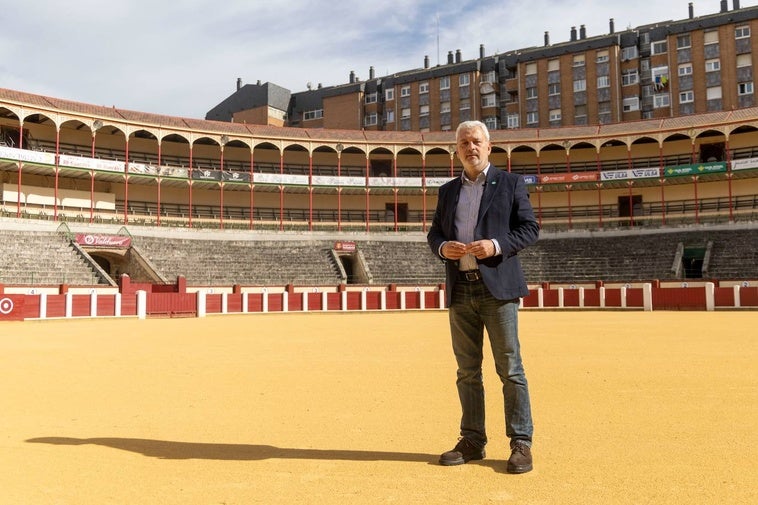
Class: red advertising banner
334,241,357,252
539,172,599,184
75,234,132,248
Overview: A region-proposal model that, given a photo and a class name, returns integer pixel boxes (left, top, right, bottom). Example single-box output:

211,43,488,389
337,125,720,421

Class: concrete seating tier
0,230,101,285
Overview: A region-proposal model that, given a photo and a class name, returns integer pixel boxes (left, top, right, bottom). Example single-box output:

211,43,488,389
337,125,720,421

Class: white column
136,290,147,320
418,288,425,310
537,287,544,308
90,291,98,317
599,287,606,308
302,291,308,312
65,292,73,318
39,293,47,319
242,292,248,313
642,284,653,311
341,290,348,311
282,291,288,312
221,292,228,314
322,291,328,311
196,290,206,318
558,287,564,308
361,288,368,311
733,285,742,308
262,289,269,313
705,282,715,311
381,290,387,311
578,287,585,308
621,286,628,308
114,293,121,317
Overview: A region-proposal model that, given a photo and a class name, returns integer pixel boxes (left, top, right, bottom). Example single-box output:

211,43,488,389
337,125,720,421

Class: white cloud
2,0,755,118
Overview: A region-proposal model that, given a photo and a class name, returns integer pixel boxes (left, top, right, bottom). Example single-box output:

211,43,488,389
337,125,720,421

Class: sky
1,0,756,119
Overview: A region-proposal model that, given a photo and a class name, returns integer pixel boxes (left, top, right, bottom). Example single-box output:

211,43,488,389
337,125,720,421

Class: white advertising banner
730,157,758,171
0,146,55,165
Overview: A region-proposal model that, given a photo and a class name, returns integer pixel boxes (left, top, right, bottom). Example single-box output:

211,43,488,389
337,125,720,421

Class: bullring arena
1,311,756,504
0,87,756,504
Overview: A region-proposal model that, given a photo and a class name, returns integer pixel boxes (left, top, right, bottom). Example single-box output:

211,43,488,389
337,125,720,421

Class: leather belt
458,270,482,282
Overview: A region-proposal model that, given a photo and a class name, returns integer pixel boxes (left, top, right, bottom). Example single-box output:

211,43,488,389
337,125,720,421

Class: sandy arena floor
0,310,755,505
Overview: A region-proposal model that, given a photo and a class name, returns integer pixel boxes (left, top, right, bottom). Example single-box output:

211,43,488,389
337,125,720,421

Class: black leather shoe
507,442,533,474
439,438,485,466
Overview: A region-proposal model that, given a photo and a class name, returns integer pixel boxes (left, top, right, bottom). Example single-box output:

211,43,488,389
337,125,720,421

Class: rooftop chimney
369,66,375,79
689,2,694,18
447,51,454,64
570,26,577,41
236,77,242,91
455,49,462,63
479,44,485,59
424,55,430,68
720,0,728,12
544,31,550,46
580,24,586,39
609,18,615,34
349,70,355,84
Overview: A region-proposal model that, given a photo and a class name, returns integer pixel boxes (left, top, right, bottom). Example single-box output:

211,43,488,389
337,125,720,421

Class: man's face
456,126,492,176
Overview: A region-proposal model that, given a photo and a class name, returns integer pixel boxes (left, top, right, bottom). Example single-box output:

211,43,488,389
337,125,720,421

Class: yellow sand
0,311,755,505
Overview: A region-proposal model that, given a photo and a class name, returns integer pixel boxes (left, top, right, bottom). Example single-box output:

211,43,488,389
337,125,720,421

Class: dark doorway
385,202,408,223
618,195,643,225
682,246,706,278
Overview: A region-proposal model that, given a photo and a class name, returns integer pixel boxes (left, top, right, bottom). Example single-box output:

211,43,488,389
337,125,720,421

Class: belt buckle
464,270,480,281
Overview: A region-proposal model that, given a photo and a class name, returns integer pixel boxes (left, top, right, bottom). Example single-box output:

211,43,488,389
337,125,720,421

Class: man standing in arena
427,120,539,473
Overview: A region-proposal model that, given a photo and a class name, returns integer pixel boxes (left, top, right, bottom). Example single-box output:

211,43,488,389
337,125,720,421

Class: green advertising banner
664,162,727,177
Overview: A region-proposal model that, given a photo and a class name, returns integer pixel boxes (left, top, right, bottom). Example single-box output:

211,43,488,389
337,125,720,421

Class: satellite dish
306,82,313,90
480,82,495,94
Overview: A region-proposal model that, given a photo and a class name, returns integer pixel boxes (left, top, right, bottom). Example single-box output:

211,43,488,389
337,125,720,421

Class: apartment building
206,1,758,132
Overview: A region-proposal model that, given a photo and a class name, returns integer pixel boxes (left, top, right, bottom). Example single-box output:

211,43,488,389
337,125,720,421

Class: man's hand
465,240,496,259
441,241,468,260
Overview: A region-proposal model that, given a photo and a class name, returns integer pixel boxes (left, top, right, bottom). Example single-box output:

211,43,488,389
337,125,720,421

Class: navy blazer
427,166,539,307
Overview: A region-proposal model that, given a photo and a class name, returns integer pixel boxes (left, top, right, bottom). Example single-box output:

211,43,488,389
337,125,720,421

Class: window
304,109,323,120
654,93,670,108
439,76,450,90
737,54,752,68
652,66,669,90
481,94,497,107
704,30,719,45
548,83,560,95
526,87,538,99
365,92,377,104
621,46,638,61
549,109,561,121
623,97,640,112
440,101,451,113
677,34,691,49
678,63,693,76
736,26,751,39
622,69,639,86
418,105,429,116
738,82,754,95
419,82,429,94
459,99,470,110
364,113,377,126
385,88,394,101
706,86,722,100
705,59,721,72
573,54,585,67
651,40,668,55
400,108,410,119
525,62,537,75
400,86,410,97
526,112,538,125
573,79,586,92
484,117,498,130
597,75,610,88
574,105,587,118
548,59,560,72
596,50,609,63
507,114,519,129
385,109,394,123
482,71,496,83
459,74,470,86
679,91,694,103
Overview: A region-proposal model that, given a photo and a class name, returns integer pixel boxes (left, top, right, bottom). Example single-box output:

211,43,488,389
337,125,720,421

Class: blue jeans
448,279,533,448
